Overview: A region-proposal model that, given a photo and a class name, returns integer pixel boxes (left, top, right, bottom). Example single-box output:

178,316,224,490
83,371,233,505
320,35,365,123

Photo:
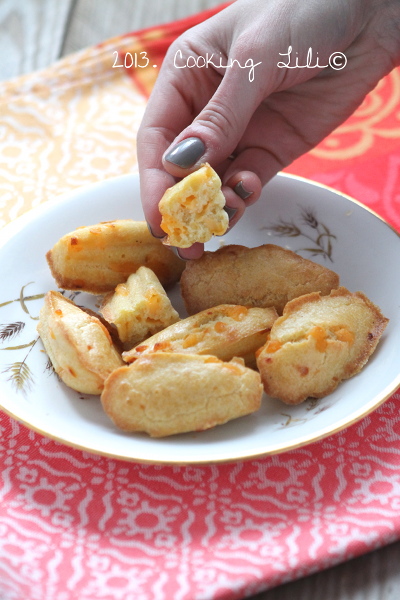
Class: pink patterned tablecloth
0,4,400,599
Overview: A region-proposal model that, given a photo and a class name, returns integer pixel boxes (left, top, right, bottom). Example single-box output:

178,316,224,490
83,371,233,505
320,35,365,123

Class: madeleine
37,291,123,395
256,287,388,404
101,353,263,437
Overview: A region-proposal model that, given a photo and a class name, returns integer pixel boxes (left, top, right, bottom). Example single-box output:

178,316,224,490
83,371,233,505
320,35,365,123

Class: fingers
137,4,303,257
161,71,263,179
223,171,262,208
222,185,246,229
223,147,283,201
173,242,204,261
140,167,176,239
138,45,264,252
137,81,191,237
220,92,318,195
136,0,374,267
153,64,265,252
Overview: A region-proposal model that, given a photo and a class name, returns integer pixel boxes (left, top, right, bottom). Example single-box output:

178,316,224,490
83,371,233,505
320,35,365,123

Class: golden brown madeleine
159,163,228,247
180,244,340,315
101,353,263,437
37,291,124,395
123,304,278,367
256,287,389,405
100,267,180,349
46,220,184,294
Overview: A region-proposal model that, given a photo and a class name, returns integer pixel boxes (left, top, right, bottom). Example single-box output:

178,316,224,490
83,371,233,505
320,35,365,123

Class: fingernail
165,137,205,168
224,206,238,221
169,247,189,261
234,181,253,200
147,222,165,239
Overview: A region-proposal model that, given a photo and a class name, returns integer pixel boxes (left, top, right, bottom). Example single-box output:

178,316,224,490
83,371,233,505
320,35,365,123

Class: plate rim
0,172,399,465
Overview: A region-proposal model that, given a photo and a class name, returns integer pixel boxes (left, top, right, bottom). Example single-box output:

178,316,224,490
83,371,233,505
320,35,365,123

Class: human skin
137,0,400,258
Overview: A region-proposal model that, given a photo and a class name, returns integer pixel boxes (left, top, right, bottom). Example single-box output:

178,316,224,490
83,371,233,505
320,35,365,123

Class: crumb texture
100,267,180,349
123,303,278,367
159,164,228,247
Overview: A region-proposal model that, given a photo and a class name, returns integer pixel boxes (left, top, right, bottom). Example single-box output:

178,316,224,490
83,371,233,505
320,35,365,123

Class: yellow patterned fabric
0,3,232,230
0,38,146,229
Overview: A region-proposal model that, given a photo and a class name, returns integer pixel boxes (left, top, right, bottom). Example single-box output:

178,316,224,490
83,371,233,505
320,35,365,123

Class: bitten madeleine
37,291,124,395
256,287,388,405
180,244,339,315
101,353,263,437
123,304,278,367
46,220,185,294
100,267,180,349
159,163,228,247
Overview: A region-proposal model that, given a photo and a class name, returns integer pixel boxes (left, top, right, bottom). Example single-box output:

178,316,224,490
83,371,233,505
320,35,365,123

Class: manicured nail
165,137,205,168
234,181,253,200
169,247,189,261
224,206,238,221
147,222,165,239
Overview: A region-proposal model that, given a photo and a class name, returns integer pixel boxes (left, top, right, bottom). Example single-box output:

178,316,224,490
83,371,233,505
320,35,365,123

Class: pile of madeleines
38,165,388,437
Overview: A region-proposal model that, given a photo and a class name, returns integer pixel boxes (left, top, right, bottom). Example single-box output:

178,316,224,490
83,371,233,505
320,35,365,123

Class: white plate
0,173,399,464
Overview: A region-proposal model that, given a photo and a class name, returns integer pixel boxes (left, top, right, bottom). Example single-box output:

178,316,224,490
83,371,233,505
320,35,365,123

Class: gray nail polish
224,206,238,220
165,137,205,168
147,222,165,239
169,246,189,261
234,181,253,200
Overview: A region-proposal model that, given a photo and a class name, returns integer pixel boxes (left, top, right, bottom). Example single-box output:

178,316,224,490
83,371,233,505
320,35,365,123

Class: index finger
137,69,194,237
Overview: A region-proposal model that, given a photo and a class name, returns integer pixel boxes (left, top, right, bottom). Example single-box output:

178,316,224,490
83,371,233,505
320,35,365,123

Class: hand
138,0,400,259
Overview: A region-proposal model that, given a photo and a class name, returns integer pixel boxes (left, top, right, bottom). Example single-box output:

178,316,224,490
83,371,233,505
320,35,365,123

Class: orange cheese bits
159,163,228,248
256,288,388,405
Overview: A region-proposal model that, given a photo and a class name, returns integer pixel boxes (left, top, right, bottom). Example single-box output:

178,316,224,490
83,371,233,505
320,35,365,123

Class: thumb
162,62,263,176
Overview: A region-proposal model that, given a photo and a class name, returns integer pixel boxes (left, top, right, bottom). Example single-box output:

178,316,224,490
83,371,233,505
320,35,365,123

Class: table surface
1,1,400,599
